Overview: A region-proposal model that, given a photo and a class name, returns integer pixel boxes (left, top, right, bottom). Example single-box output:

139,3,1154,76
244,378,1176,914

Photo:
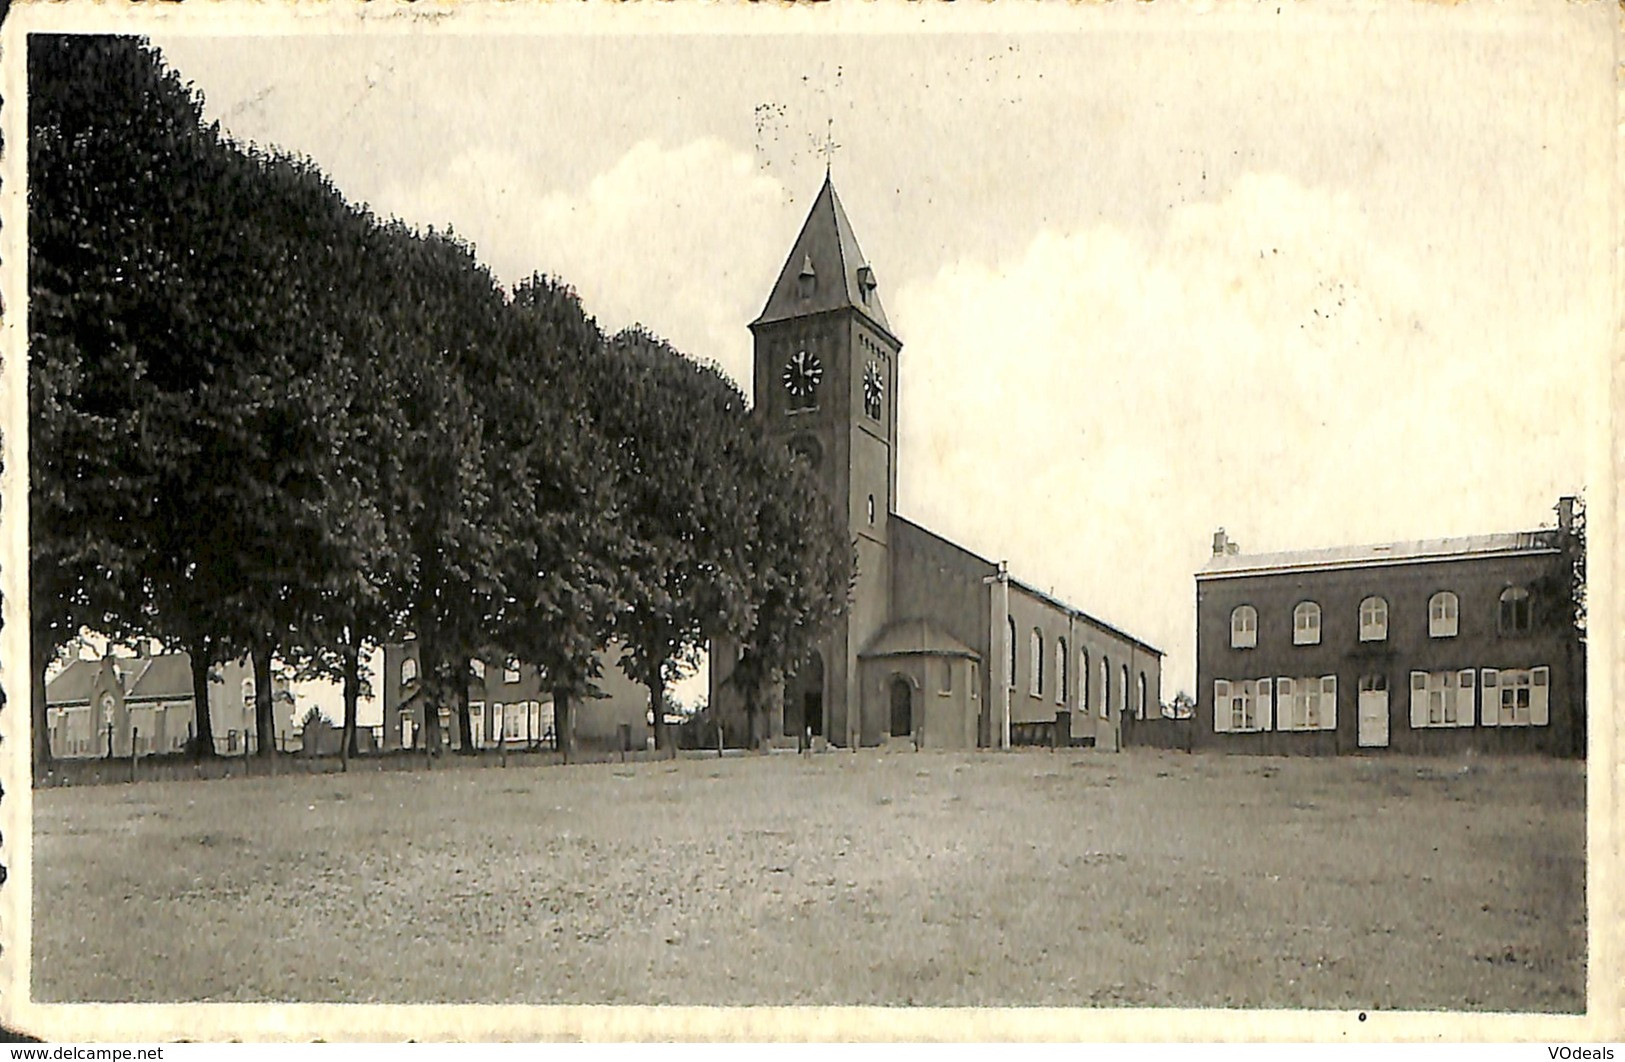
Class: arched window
1121,663,1130,714
1358,596,1388,642
1499,587,1531,634
1007,616,1017,688
1429,591,1459,638
1293,601,1322,646
1030,628,1044,697
1137,673,1148,719
1080,648,1091,713
1055,638,1068,704
401,658,418,685
1100,657,1111,719
1230,605,1258,649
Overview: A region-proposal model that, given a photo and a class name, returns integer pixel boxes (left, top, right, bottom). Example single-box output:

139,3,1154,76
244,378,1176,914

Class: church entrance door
785,650,825,742
890,677,912,738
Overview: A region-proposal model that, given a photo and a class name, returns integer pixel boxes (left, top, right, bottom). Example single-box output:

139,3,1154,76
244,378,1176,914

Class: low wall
1123,716,1194,752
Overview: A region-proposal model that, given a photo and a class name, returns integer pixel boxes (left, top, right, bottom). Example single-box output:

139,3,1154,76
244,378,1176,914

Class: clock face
781,348,824,401
863,360,885,419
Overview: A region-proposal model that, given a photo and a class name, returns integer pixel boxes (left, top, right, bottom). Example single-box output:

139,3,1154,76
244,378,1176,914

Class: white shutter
1258,678,1273,731
1276,677,1294,730
1321,676,1337,730
1531,666,1550,726
1456,669,1476,727
1409,672,1428,729
1214,680,1231,733
1481,670,1499,727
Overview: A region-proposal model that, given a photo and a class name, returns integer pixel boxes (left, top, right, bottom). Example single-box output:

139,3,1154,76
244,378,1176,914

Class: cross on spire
821,116,839,177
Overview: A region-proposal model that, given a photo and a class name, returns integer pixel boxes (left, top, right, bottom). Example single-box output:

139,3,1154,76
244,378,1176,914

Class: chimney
1212,528,1229,557
1557,496,1576,535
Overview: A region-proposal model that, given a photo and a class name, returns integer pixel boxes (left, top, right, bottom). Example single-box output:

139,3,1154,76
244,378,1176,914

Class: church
710,177,1162,750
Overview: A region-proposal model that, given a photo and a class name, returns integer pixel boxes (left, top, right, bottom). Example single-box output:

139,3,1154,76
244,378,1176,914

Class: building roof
1196,530,1563,580
1006,577,1166,658
124,655,194,700
752,175,895,338
889,515,1164,657
44,659,102,705
860,618,981,660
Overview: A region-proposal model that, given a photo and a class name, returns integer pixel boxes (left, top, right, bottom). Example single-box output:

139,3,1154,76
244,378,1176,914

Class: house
44,645,299,758
708,176,1162,749
1193,499,1584,756
380,640,652,753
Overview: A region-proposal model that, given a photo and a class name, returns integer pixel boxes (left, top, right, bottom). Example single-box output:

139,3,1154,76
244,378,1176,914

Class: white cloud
373,137,795,391
893,173,1591,693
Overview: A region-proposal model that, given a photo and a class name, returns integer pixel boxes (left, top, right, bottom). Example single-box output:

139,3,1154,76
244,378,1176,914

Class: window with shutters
1293,602,1322,645
1277,675,1337,731
1485,666,1548,726
1030,628,1044,697
1230,605,1258,649
1214,678,1271,733
1429,591,1459,638
1358,596,1388,642
1499,587,1532,635
1409,669,1477,728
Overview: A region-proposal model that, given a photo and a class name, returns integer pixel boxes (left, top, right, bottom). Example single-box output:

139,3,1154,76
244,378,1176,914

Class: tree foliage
29,35,858,775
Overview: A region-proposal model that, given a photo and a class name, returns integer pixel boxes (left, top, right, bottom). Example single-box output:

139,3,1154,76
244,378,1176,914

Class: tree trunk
341,634,361,769
647,660,672,756
416,634,441,754
553,686,575,765
32,633,57,785
189,638,218,757
454,654,474,754
252,642,276,758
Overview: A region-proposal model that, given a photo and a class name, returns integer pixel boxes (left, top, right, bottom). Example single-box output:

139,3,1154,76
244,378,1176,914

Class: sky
97,2,1614,723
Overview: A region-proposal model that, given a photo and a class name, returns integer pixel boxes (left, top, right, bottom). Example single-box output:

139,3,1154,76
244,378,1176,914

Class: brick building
380,640,651,753
1193,499,1584,756
709,176,1161,749
44,646,297,758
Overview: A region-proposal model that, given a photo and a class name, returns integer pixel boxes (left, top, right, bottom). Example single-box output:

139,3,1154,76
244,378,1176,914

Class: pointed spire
753,175,892,335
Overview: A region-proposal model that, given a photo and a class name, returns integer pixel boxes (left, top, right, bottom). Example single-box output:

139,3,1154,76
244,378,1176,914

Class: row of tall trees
28,35,852,780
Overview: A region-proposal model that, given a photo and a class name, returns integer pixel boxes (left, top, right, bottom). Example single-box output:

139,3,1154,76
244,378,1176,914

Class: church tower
721,175,902,747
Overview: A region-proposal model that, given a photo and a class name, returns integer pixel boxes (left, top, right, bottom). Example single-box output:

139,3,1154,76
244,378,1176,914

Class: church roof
1196,530,1563,580
860,617,981,660
752,175,894,338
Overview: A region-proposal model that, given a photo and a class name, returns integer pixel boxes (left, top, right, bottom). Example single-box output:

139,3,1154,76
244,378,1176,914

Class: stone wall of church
887,517,997,716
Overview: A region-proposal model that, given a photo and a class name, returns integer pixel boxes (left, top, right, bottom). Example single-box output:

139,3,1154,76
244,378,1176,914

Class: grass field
33,747,1585,1011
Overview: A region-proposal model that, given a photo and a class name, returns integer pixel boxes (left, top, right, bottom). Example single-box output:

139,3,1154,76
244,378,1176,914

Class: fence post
130,727,139,783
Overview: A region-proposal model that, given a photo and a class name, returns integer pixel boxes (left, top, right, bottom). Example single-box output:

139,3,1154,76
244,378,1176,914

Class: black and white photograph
1,0,1616,1042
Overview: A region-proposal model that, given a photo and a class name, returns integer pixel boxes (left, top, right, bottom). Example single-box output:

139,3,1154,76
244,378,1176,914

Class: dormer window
798,255,816,300
857,264,876,304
